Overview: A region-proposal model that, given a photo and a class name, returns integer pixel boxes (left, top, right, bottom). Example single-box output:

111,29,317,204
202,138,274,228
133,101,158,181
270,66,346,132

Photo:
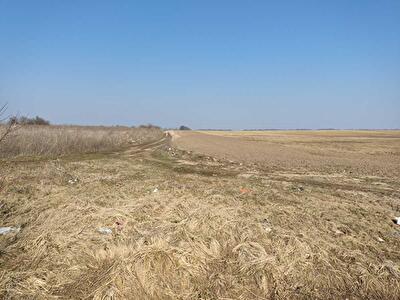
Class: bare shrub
0,125,163,158
0,103,18,145
9,115,50,125
138,123,161,129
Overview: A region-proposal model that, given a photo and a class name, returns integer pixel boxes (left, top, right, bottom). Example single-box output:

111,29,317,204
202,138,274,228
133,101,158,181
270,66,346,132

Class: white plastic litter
97,227,112,234
264,227,272,233
393,217,400,225
0,226,20,235
153,188,159,193
68,178,78,184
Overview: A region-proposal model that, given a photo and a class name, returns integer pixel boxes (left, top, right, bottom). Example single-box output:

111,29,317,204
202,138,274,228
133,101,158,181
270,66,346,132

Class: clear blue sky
1,0,399,129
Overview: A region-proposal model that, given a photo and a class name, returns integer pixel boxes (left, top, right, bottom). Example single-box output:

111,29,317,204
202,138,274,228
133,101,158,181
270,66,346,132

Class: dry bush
0,103,18,145
0,125,163,158
9,115,50,126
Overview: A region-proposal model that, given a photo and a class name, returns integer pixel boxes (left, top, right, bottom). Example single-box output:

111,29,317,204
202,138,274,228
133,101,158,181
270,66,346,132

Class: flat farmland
172,130,400,177
1,128,400,299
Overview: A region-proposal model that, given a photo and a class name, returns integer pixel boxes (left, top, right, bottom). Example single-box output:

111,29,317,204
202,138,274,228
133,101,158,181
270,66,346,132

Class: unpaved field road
172,130,400,177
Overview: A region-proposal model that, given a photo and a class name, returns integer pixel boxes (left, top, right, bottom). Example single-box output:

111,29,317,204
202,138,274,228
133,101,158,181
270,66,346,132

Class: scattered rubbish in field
68,178,78,185
0,226,20,235
167,147,176,156
334,229,344,235
97,227,112,234
391,231,400,238
264,227,272,233
392,217,400,225
115,221,124,231
153,188,159,193
168,148,176,156
291,186,304,192
240,187,251,194
377,237,385,242
105,287,115,298
261,218,272,233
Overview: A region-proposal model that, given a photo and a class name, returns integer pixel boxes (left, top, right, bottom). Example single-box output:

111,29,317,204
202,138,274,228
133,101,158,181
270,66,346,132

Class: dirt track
172,130,400,177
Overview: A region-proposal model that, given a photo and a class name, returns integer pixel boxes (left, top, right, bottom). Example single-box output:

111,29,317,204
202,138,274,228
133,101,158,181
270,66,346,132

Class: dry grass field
0,125,163,158
1,129,400,299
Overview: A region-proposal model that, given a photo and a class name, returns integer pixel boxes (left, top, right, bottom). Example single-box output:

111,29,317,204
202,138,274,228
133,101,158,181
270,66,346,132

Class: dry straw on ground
1,130,400,299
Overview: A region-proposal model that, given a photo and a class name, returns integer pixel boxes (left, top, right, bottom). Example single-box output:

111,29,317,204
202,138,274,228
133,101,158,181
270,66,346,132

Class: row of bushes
9,116,50,125
7,118,191,131
8,118,190,130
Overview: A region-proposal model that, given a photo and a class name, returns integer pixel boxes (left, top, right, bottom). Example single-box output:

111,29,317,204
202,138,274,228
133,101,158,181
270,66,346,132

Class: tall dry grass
1,146,400,299
0,125,163,158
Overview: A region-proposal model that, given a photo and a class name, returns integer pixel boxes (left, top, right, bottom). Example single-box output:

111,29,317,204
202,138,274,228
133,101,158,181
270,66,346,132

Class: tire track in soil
120,134,170,158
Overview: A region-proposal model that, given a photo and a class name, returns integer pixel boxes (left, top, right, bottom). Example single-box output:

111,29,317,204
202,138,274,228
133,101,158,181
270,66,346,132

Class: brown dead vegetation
0,130,400,299
0,125,163,158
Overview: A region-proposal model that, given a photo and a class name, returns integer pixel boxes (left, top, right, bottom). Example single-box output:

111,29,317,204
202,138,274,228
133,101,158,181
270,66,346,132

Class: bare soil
172,130,400,177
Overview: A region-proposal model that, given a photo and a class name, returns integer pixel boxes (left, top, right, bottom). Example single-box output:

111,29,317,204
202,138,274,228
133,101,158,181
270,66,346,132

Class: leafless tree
0,103,17,144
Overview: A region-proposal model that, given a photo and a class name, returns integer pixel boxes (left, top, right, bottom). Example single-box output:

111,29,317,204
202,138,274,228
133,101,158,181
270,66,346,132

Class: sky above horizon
1,1,399,129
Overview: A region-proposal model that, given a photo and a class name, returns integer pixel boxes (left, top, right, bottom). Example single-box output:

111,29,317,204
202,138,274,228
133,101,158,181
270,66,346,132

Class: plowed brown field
172,130,400,177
